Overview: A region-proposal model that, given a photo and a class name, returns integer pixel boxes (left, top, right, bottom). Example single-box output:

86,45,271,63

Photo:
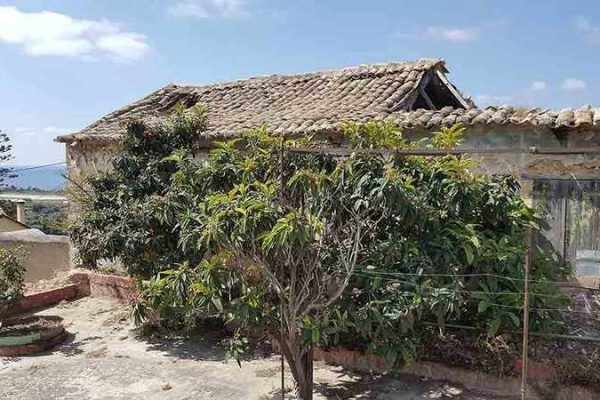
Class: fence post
521,228,532,400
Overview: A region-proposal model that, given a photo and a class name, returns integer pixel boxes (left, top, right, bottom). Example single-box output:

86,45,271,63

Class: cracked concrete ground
0,297,513,400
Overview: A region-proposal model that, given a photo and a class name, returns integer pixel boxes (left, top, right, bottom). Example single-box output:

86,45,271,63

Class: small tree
69,105,207,277
0,130,15,188
0,247,25,321
135,129,376,398
197,143,372,398
89,117,566,398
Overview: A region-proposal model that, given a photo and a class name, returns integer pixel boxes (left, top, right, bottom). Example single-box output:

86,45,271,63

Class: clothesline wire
351,271,598,316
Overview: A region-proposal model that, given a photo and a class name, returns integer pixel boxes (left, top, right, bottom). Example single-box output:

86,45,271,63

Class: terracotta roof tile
56,60,600,145
57,59,446,143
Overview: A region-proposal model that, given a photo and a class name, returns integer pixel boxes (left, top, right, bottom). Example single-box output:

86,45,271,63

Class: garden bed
0,315,66,356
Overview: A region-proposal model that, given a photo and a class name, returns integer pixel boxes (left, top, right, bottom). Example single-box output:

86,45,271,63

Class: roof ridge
170,58,445,90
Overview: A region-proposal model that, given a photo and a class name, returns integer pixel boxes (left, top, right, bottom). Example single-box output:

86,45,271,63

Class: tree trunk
279,335,314,400
292,345,313,400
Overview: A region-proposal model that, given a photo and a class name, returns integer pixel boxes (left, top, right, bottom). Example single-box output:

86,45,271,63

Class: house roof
56,59,600,146
57,59,469,144
390,105,600,131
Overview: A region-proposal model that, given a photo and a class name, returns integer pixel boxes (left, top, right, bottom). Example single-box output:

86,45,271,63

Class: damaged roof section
56,59,471,144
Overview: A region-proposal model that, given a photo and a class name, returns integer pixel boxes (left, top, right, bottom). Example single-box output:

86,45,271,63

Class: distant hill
4,165,66,191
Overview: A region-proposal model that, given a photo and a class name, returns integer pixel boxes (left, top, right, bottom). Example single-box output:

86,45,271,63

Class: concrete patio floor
0,297,513,400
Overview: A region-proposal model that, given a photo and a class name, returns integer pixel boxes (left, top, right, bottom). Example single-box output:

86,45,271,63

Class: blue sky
0,0,599,165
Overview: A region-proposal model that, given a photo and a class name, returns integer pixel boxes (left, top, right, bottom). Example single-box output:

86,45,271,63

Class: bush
73,106,570,386
69,104,208,277
132,121,568,366
0,247,25,303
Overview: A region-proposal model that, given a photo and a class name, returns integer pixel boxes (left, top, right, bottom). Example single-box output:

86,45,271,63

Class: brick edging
1,285,83,318
69,270,137,304
312,347,598,400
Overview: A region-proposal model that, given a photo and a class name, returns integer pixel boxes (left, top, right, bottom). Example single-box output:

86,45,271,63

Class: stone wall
66,142,121,181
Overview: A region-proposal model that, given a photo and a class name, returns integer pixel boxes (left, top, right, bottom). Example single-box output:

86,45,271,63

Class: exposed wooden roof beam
435,70,471,109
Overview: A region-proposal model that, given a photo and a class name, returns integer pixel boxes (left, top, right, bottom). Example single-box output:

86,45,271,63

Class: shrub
0,247,25,303
69,104,208,277
74,108,569,397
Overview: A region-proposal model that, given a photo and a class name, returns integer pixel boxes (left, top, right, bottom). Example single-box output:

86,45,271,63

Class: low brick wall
69,270,137,304
312,347,598,400
0,270,139,319
0,284,83,318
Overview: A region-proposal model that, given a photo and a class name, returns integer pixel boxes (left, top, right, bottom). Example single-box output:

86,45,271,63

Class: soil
0,297,513,400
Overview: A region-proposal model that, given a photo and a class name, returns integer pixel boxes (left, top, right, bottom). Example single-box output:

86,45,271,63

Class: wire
12,162,66,173
421,322,600,343
353,271,566,299
353,269,594,287
351,271,599,316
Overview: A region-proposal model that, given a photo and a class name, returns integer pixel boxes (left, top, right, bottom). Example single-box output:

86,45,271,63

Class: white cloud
530,81,547,91
561,78,587,91
575,16,600,45
0,6,150,62
168,0,246,19
424,26,479,43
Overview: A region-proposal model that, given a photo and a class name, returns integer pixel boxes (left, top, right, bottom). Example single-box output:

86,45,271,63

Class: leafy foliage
0,247,25,303
73,111,569,395
0,130,15,188
70,104,208,277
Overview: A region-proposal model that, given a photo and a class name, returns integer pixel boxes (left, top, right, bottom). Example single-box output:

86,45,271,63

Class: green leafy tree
74,111,568,398
0,247,25,320
0,130,15,188
70,104,208,276
136,129,373,399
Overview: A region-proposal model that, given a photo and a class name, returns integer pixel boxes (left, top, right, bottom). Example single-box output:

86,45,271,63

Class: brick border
0,285,83,318
313,347,598,400
69,270,137,304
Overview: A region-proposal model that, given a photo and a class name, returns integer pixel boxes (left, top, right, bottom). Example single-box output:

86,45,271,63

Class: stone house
55,59,600,281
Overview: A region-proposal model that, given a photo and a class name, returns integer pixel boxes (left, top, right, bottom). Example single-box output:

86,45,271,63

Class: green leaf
487,319,501,337
463,245,474,265
478,301,490,313
507,312,521,328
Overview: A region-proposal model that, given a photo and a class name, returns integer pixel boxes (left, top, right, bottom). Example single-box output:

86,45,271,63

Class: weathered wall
66,142,121,181
65,126,600,182
0,229,72,282
65,142,210,180
405,126,600,179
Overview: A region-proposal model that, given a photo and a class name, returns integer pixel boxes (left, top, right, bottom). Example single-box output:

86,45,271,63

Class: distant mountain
4,165,66,191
